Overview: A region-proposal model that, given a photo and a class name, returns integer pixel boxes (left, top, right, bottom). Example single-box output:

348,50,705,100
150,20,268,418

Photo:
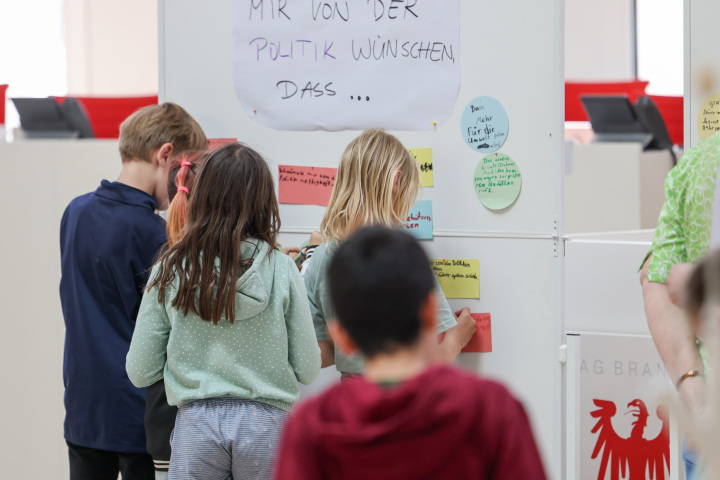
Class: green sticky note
473,152,522,210
430,259,480,299
408,148,433,187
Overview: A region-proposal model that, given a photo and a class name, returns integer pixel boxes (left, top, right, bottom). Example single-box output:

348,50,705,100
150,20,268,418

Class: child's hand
453,307,477,349
283,246,301,257
437,308,477,363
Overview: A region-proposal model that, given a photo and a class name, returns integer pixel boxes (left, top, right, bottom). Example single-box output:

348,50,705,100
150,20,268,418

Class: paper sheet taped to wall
405,200,433,239
408,148,433,187
278,165,336,206
438,313,492,353
232,0,460,131
431,259,480,298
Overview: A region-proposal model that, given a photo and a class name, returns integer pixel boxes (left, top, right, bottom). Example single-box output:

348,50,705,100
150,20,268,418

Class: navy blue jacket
60,180,166,452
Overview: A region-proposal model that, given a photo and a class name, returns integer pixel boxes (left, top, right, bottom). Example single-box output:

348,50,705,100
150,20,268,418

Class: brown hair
166,150,207,247
149,143,281,324
118,102,207,162
685,249,720,326
321,129,420,243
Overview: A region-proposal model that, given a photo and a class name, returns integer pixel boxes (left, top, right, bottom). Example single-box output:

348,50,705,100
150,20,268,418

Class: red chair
54,95,158,139
648,95,683,146
0,84,8,125
565,80,649,122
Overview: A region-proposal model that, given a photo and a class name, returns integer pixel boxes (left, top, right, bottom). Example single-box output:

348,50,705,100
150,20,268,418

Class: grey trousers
169,398,288,480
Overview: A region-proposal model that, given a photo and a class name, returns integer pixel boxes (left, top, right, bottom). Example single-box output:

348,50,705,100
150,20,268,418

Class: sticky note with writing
430,259,480,299
462,313,492,353
473,153,522,210
405,200,433,240
278,165,337,206
408,148,433,187
437,313,492,353
698,93,720,140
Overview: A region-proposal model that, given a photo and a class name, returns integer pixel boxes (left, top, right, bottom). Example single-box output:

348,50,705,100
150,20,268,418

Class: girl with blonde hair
304,128,476,374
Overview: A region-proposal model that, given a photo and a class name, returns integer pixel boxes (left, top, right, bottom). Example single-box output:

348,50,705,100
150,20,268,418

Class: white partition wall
0,141,122,479
564,231,682,479
565,230,653,335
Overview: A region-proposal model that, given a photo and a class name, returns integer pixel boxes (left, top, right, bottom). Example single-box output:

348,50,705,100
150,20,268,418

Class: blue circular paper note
460,96,509,154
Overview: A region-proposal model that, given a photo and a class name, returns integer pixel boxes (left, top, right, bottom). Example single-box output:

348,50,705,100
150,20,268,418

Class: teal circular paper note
460,96,509,153
473,153,522,210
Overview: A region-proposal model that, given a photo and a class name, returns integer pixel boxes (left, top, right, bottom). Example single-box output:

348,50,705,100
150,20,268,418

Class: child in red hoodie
274,226,547,480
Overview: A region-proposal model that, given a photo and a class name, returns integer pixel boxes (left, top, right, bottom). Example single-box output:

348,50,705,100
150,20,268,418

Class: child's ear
419,292,438,334
392,169,402,195
327,320,358,356
155,143,174,167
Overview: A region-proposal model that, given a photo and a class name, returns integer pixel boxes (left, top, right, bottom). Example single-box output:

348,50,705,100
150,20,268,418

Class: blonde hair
118,102,207,162
321,129,420,243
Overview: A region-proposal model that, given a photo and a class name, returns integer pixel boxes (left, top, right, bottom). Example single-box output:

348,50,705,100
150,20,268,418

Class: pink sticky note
208,138,237,151
438,313,492,353
461,313,492,353
278,165,337,206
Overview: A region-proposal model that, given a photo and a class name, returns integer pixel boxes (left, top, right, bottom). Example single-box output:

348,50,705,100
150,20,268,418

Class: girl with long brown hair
127,143,321,480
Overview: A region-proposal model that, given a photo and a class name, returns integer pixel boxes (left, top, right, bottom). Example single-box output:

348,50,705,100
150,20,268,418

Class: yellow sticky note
408,148,433,187
431,259,480,299
698,93,720,140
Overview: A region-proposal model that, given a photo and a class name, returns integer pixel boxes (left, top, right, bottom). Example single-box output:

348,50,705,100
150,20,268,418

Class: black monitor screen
580,95,648,135
12,97,73,132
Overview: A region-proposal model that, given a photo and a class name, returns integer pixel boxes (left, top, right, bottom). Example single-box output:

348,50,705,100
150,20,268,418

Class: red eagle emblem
590,399,669,480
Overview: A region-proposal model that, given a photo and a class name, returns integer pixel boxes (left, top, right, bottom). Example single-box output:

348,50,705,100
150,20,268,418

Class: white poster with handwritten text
232,0,460,131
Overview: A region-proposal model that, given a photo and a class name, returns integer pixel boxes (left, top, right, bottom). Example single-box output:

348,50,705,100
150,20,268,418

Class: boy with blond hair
275,226,547,480
60,103,206,479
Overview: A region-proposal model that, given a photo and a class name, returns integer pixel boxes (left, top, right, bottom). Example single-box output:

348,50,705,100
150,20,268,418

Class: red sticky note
278,165,337,206
438,313,492,353
208,138,237,150
461,313,492,353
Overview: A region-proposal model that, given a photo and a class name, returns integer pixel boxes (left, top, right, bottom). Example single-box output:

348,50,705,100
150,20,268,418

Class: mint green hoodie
126,240,321,412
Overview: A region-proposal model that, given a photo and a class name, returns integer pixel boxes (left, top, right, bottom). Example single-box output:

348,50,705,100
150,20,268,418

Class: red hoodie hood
278,365,546,480
309,365,474,444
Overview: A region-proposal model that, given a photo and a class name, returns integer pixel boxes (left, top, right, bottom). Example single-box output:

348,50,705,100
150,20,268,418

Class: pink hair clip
181,161,192,167
177,186,190,194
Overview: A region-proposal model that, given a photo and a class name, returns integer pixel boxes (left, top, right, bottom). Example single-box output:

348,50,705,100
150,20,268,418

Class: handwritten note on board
462,313,492,353
698,93,720,140
278,165,337,206
232,1,460,131
431,259,480,298
460,96,509,153
405,200,433,240
438,313,492,353
408,148,433,187
473,153,522,210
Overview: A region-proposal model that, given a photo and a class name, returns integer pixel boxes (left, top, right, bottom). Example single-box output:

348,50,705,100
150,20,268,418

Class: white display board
159,0,564,475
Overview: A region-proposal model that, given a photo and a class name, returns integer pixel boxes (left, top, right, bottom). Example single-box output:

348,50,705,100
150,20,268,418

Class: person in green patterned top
640,131,720,479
